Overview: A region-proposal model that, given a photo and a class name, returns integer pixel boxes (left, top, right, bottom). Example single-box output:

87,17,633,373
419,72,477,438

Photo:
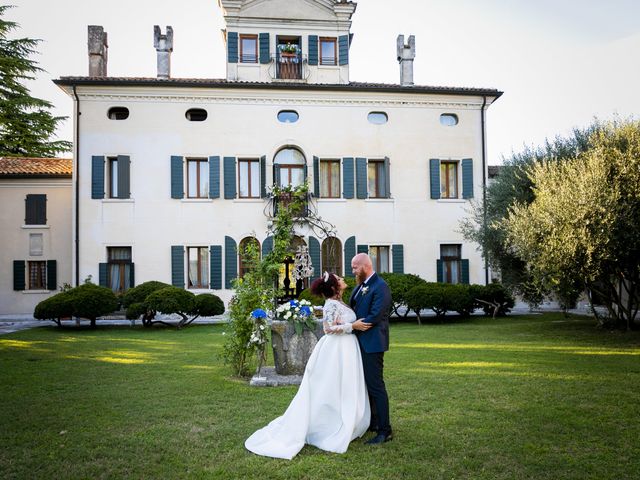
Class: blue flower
289,300,299,307
251,309,267,319
299,306,312,317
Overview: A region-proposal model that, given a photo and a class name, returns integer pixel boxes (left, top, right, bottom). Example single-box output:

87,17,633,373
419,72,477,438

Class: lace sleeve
323,301,340,326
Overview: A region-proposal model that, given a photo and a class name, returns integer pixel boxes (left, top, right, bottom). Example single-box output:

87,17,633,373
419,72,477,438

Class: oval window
185,108,208,122
440,113,459,126
367,112,388,125
277,110,299,123
107,107,129,120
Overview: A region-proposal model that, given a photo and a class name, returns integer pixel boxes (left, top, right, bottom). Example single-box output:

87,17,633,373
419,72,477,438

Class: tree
460,121,601,305
0,5,71,157
503,120,640,330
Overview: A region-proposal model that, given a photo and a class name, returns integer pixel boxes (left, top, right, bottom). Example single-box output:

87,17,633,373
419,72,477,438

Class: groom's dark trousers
350,272,392,436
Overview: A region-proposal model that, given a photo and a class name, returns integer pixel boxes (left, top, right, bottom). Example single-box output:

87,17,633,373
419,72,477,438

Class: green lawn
1,314,639,480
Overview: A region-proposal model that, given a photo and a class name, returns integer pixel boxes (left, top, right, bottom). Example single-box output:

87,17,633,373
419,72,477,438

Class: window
319,159,340,198
188,247,209,289
25,194,46,225
441,244,461,284
185,108,207,121
239,237,260,278
187,159,209,198
107,247,132,293
28,261,46,290
369,246,390,274
322,237,342,276
108,107,129,120
440,161,458,199
240,34,258,63
274,148,305,187
440,113,459,126
319,37,336,65
367,112,388,125
368,160,387,198
108,157,119,198
29,234,43,256
238,159,260,198
277,110,299,123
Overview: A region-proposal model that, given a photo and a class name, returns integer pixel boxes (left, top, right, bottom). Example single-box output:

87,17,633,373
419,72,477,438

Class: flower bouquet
249,308,268,375
275,299,315,335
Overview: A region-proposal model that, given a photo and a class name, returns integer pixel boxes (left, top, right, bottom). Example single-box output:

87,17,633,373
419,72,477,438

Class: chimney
88,26,108,77
396,34,415,86
154,26,174,79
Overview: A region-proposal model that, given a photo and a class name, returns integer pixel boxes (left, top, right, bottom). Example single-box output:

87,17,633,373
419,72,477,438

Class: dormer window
240,34,258,63
276,36,302,80
319,37,337,65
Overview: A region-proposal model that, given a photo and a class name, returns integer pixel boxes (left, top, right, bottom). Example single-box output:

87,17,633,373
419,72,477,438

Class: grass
1,313,639,480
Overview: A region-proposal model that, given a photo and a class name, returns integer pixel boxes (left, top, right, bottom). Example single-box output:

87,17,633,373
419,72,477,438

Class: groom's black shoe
367,424,378,432
366,432,393,445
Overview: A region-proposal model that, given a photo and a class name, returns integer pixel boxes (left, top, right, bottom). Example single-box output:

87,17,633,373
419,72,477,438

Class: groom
350,253,393,444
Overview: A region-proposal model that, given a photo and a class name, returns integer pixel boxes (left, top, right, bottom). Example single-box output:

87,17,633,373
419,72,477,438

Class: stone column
154,26,173,79
88,25,108,77
397,34,416,86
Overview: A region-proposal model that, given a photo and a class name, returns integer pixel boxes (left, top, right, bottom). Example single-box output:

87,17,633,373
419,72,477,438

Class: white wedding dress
245,299,370,460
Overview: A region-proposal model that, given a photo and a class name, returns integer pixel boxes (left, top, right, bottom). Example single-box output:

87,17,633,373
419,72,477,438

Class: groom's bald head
351,253,373,283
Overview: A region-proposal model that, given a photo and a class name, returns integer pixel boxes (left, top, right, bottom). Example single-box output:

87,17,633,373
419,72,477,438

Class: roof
54,77,503,99
0,157,73,178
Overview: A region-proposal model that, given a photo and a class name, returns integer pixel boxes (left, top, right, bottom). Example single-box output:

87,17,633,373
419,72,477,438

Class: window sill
365,198,394,203
103,198,134,203
317,198,346,203
181,198,213,203
22,290,52,294
318,63,338,68
22,225,49,229
233,198,264,203
437,198,466,204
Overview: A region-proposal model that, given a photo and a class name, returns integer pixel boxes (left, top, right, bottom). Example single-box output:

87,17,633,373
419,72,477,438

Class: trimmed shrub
473,282,515,317
34,291,75,326
447,284,476,317
145,286,196,328
67,283,119,327
192,294,225,317
380,272,427,318
121,281,170,309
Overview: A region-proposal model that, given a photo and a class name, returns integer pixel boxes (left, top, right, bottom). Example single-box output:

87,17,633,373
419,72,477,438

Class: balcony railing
272,191,310,217
269,53,309,80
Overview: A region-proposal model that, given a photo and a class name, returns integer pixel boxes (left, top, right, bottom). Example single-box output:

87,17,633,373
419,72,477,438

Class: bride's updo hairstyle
310,271,339,299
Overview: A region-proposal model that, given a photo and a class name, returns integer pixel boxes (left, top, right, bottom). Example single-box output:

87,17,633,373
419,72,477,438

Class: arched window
273,147,306,187
322,237,343,277
238,237,260,278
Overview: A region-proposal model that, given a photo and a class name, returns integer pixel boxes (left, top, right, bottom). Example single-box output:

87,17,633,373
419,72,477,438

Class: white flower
285,311,292,319
259,325,265,330
361,286,370,295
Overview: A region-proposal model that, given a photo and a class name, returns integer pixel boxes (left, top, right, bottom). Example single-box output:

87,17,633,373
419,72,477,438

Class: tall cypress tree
0,5,71,157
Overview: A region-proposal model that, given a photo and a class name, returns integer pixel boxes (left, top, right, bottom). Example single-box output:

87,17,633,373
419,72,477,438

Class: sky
9,0,640,165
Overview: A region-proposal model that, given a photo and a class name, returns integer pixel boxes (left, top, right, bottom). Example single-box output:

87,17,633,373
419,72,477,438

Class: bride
244,272,370,460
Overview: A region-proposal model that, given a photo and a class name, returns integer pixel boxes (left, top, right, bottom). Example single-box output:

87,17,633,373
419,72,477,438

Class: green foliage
298,287,324,306
460,121,603,305
121,281,170,308
192,293,225,317
504,119,640,330
33,291,74,325
145,286,195,327
0,6,71,156
68,283,119,326
471,282,515,317
380,272,426,318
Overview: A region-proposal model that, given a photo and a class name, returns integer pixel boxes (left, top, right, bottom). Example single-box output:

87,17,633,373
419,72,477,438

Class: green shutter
210,245,222,289
129,263,135,288
13,260,25,291
91,156,105,199
209,156,220,199
436,259,443,283
262,236,274,257
273,164,281,186
344,236,356,277
392,244,404,273
342,157,354,199
356,157,367,199
171,246,184,288
171,156,184,199
227,32,238,63
357,244,368,254
117,155,130,199
223,156,237,199
260,155,267,198
462,158,474,199
25,194,46,225
46,260,57,290
259,32,270,64
430,158,440,199
383,156,391,198
313,156,320,197
308,35,318,65
461,259,470,284
338,35,349,65
99,263,108,287
225,236,237,289
308,236,321,281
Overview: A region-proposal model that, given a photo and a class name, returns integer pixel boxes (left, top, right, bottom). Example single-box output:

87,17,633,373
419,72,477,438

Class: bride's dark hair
310,272,338,298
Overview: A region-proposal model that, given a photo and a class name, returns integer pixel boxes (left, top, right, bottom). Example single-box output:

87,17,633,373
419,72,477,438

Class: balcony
272,191,310,217
269,53,309,81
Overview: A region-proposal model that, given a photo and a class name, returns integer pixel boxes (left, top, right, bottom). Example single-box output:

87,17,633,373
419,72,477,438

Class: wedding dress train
245,299,370,460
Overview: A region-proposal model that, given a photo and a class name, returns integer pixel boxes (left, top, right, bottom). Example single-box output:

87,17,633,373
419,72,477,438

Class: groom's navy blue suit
350,272,392,437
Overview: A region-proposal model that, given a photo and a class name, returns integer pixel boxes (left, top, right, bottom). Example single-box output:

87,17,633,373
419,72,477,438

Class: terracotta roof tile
0,157,72,177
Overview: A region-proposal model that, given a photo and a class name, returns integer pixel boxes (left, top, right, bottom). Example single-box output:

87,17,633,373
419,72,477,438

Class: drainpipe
73,85,80,286
481,95,489,285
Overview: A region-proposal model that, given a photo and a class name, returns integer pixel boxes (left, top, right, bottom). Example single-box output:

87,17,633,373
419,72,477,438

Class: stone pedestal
270,320,324,376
